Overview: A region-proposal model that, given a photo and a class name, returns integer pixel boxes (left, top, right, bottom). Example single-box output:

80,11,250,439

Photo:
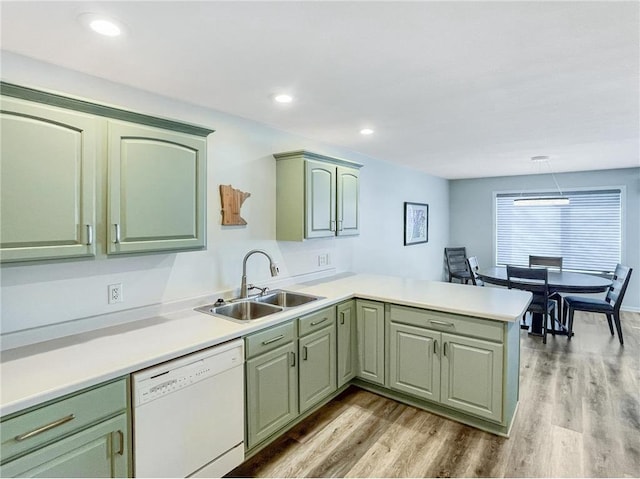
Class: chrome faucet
240,249,279,299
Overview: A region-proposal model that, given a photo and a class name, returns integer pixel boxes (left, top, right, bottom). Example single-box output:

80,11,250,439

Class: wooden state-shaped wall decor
219,184,251,225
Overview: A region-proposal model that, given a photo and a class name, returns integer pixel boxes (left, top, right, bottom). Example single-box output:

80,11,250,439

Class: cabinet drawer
245,321,296,359
389,305,503,342
298,307,336,337
1,378,127,463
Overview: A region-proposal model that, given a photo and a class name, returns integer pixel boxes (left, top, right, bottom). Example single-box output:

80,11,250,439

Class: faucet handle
248,284,269,296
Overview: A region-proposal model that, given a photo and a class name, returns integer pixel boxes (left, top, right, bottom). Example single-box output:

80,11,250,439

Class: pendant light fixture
514,156,570,206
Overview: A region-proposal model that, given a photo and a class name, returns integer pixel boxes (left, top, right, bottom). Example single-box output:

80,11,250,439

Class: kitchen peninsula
0,273,531,476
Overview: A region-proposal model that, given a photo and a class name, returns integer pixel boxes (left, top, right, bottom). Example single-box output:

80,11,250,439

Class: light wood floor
228,310,640,478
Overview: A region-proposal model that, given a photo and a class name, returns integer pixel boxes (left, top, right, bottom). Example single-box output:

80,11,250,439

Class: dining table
477,266,612,336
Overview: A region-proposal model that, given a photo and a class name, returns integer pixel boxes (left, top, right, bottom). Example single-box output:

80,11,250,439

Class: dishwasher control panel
133,339,243,406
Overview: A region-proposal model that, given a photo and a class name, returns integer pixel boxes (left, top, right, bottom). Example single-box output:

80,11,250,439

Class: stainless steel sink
253,290,321,308
195,301,283,321
194,289,323,322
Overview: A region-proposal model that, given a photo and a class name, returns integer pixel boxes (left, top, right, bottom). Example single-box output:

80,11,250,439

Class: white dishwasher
132,338,244,478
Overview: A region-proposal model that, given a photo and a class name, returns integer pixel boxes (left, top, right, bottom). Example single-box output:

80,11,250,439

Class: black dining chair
466,256,484,286
445,247,472,284
563,264,633,345
529,255,564,323
507,265,556,344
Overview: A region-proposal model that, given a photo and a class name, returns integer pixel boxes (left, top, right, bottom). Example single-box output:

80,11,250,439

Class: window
496,189,622,274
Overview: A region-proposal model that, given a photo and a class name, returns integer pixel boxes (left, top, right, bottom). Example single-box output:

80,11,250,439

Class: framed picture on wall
404,202,428,246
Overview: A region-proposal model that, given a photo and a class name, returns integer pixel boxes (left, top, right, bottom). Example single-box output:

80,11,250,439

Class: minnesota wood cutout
219,184,251,225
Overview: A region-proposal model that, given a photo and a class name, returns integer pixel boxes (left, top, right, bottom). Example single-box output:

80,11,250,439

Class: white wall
449,168,640,311
0,53,450,337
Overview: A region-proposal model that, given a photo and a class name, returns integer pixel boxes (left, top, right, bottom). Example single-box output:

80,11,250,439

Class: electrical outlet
318,253,330,267
108,283,123,304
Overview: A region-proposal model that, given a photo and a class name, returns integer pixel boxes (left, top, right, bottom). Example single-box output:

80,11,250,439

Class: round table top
477,266,612,294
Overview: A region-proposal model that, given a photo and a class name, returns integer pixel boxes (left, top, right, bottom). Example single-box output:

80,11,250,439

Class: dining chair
563,264,633,345
466,256,484,286
529,255,564,323
507,265,556,344
444,247,472,284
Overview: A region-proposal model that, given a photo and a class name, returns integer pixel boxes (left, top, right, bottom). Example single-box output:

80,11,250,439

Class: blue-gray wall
449,167,640,311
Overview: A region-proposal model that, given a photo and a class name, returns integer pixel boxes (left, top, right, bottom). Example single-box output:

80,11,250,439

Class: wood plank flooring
228,311,640,478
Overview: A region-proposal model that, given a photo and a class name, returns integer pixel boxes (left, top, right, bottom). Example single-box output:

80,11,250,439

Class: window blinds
496,189,622,274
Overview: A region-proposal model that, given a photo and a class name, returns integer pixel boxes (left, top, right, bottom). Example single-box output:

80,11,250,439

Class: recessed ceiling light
78,13,125,37
360,128,374,136
274,94,293,104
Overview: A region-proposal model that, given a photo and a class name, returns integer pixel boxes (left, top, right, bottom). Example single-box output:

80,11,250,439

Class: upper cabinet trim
274,150,363,169
0,82,214,137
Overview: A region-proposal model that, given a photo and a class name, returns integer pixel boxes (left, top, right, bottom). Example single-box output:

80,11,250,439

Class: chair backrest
506,265,550,298
445,247,468,274
529,255,563,271
606,264,633,311
466,256,484,286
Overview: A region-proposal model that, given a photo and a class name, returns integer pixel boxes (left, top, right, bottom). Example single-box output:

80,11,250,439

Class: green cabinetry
244,306,338,452
0,82,212,262
388,305,505,423
356,299,385,385
0,378,129,478
336,300,357,388
107,121,206,254
274,150,362,241
298,308,337,413
0,97,97,262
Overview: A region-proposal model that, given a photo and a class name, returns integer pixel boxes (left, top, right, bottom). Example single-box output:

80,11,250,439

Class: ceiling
1,1,638,179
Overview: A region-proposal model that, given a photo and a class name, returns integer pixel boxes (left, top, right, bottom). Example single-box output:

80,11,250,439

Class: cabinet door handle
330,220,336,232
86,224,93,245
340,312,345,325
290,351,296,367
337,220,343,231
262,334,284,345
310,317,329,327
14,414,75,442
113,224,121,244
116,430,124,456
433,339,438,355
430,320,454,328
443,342,448,357
303,345,308,360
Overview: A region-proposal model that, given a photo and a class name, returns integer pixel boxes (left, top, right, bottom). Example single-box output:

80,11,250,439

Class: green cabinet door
0,414,128,478
299,324,337,413
337,301,357,388
356,300,385,385
389,322,440,402
246,342,298,449
107,120,207,254
0,97,97,262
305,159,336,238
440,333,503,422
336,166,359,236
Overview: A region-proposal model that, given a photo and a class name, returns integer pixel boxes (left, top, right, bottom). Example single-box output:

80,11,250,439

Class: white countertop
0,273,531,417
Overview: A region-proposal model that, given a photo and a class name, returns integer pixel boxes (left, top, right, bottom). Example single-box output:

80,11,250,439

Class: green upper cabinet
0,82,213,261
0,97,97,262
107,121,206,254
274,150,362,241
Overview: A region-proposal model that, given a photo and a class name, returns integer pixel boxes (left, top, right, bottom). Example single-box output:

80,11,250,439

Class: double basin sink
195,290,323,321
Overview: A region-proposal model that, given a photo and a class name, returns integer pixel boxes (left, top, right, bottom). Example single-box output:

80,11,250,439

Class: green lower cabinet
299,325,337,413
0,414,128,478
440,333,503,422
246,342,298,449
356,300,385,385
336,301,357,388
389,322,440,401
388,322,503,423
